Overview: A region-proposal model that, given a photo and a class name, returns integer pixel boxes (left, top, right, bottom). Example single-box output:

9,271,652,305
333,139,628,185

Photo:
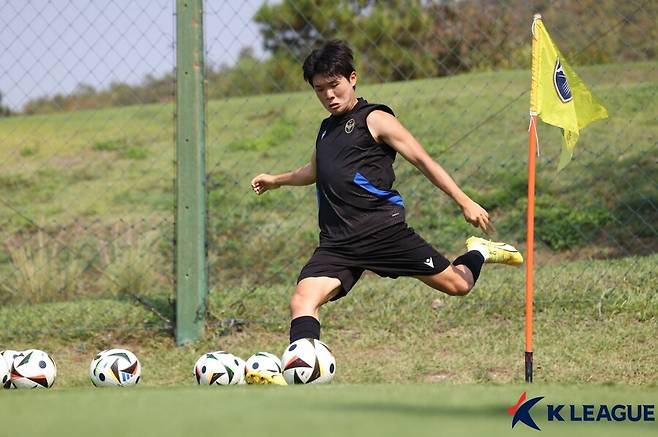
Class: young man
250,40,522,381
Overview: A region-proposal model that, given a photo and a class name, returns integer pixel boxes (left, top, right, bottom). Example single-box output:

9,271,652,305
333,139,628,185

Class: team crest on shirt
345,118,355,134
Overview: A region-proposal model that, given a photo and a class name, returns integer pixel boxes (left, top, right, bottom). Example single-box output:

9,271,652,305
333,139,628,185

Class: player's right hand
251,173,280,195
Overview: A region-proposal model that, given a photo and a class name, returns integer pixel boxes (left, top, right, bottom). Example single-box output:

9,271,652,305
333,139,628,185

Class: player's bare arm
366,110,494,234
251,150,317,195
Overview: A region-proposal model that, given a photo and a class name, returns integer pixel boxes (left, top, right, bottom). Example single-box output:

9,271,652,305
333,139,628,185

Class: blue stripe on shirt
353,172,404,207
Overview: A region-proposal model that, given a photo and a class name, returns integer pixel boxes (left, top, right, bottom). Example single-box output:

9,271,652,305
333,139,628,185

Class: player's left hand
461,200,496,236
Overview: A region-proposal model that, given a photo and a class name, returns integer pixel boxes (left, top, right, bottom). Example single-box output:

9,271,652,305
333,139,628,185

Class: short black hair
302,40,355,86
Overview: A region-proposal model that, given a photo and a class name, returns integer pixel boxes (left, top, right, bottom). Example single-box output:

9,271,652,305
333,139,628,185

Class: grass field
1,384,656,437
0,62,656,432
1,254,656,386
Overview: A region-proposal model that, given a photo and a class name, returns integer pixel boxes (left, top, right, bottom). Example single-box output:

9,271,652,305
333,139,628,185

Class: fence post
175,0,207,345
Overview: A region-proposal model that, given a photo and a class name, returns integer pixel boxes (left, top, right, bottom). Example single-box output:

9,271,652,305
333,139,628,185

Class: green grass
1,255,655,387
0,63,656,395
1,384,656,437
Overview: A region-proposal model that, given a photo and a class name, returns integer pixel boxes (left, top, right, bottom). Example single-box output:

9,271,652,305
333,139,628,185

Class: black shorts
297,223,450,301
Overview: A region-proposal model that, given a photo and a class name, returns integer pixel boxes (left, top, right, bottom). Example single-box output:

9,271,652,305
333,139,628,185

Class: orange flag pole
525,114,537,383
525,13,542,383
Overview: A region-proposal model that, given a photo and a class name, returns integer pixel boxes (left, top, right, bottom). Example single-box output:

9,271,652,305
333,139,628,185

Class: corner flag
530,16,608,170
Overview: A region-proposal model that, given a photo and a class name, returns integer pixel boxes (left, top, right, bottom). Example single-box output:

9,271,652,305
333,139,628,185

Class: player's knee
442,267,473,296
450,280,472,296
422,271,472,296
289,286,318,314
430,275,472,296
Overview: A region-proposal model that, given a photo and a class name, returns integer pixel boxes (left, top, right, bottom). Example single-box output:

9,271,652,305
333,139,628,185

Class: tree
254,0,436,82
0,91,12,117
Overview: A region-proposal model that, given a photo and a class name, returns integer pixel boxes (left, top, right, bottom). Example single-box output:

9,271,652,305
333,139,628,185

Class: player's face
311,72,357,115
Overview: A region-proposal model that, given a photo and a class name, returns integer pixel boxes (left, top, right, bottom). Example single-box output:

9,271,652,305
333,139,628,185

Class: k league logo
509,392,544,430
508,392,656,431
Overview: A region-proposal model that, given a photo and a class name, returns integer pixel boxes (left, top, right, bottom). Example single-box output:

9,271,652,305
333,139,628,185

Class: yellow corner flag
530,15,608,170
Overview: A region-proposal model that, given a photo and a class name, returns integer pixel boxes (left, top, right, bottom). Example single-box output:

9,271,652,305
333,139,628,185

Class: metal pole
175,0,207,345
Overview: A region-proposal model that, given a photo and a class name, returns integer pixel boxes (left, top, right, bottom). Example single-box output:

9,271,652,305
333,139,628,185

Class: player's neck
332,97,359,117
345,97,358,112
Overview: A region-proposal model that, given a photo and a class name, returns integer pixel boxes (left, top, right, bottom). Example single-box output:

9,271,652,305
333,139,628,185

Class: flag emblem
553,58,572,103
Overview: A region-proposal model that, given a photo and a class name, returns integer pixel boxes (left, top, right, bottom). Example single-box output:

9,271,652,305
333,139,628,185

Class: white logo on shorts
423,257,434,268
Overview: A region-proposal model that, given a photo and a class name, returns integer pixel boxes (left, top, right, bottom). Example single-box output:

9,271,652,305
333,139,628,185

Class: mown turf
1,384,655,437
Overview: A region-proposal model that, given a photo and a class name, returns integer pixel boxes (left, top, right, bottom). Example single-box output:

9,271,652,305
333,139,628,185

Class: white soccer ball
194,351,241,386
1,350,23,368
10,349,57,389
89,348,141,387
245,352,282,375
1,350,24,389
232,355,246,385
0,356,9,389
88,349,110,379
281,338,336,384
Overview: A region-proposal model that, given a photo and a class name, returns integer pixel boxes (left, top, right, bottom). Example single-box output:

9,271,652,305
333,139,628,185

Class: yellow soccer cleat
466,236,524,266
245,370,288,386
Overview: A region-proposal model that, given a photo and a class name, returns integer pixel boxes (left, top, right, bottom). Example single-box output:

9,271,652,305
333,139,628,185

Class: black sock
289,316,321,343
453,250,485,283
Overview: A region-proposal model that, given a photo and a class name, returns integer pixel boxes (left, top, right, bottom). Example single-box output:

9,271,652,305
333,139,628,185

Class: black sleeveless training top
315,97,405,247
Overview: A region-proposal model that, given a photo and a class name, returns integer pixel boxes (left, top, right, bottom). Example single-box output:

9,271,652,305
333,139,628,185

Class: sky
0,0,265,111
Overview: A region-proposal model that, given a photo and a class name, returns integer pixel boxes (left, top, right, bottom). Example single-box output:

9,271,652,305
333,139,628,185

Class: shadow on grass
324,401,503,418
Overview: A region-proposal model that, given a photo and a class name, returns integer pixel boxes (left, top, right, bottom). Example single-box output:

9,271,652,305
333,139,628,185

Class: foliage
0,91,12,117
1,229,86,304
19,0,656,114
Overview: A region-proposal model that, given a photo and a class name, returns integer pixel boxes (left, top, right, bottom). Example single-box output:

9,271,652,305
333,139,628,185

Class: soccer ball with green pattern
245,352,282,376
194,351,242,386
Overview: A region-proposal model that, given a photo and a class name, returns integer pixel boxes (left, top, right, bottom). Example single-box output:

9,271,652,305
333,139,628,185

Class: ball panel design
245,352,282,375
89,348,141,387
193,352,238,386
281,339,335,385
10,349,57,389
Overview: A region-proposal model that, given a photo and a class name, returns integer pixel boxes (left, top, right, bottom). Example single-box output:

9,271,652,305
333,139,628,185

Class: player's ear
349,71,357,89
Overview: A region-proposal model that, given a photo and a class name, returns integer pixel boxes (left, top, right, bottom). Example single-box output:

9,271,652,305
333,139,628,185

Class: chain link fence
0,1,656,341
0,0,177,340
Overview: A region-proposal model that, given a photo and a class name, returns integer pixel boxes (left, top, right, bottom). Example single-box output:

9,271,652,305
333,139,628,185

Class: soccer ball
89,349,141,387
245,352,282,375
281,338,336,384
1,350,23,368
194,351,241,386
1,350,24,389
233,355,246,384
10,349,57,389
88,349,111,379
0,356,9,389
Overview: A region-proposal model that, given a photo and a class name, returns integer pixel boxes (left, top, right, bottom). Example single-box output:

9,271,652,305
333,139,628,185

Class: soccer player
249,40,522,382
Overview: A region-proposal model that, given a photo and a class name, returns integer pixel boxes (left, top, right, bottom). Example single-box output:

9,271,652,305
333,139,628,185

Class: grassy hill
0,62,656,386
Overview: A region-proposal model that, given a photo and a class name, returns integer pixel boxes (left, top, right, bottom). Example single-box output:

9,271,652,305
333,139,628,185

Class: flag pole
526,114,537,383
526,13,542,383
